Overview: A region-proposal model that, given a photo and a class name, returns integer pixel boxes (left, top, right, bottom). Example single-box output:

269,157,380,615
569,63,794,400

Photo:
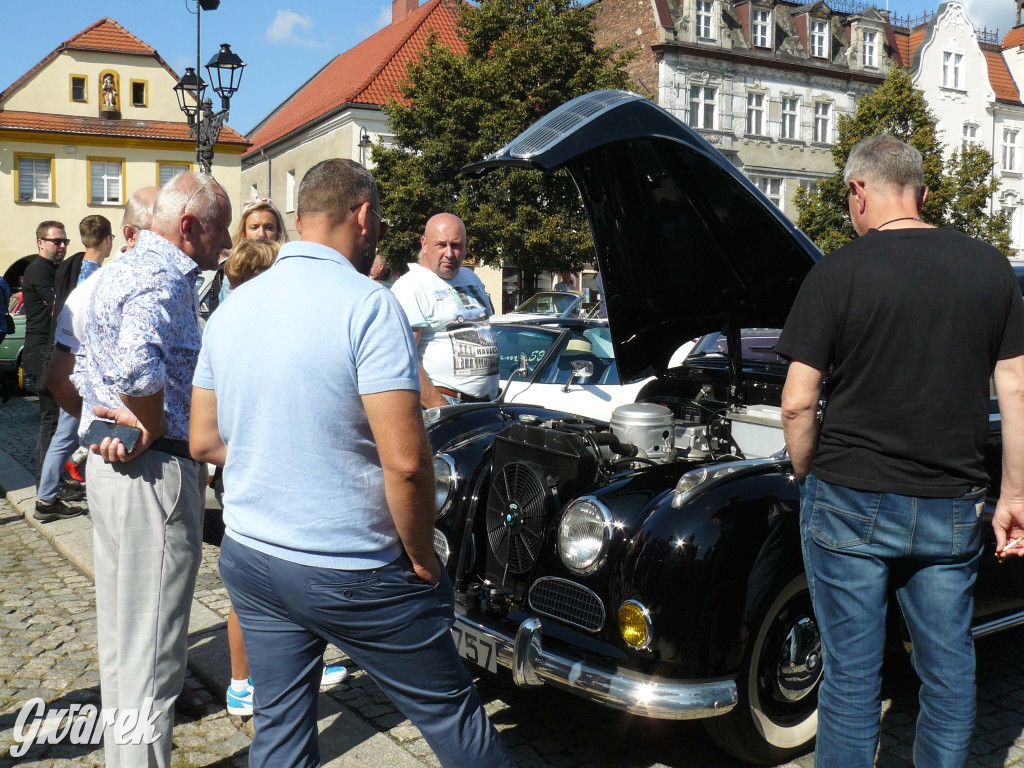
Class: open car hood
462,90,819,383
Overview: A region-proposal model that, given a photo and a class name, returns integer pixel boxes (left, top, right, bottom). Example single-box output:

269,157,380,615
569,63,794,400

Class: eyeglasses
350,202,389,238
40,237,70,246
181,176,217,216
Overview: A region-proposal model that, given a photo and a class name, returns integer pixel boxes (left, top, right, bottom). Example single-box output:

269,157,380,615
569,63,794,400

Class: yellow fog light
618,600,652,649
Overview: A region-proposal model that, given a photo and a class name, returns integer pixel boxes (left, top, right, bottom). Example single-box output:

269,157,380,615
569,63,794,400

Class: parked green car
0,292,27,389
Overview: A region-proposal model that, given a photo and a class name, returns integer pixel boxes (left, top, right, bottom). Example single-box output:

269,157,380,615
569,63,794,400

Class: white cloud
963,0,1014,38
356,4,393,37
266,10,323,48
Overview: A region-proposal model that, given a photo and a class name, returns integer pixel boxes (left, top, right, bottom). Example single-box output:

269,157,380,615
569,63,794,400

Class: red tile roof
0,110,248,146
984,50,1021,102
244,0,463,158
1002,26,1024,49
1,18,179,103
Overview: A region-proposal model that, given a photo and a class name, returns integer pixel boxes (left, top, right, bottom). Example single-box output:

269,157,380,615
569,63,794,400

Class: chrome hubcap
776,616,823,702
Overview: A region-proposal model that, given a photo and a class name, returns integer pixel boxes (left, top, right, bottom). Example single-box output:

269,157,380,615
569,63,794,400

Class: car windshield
1013,264,1024,296
535,326,621,385
513,293,578,316
688,329,785,363
492,325,561,379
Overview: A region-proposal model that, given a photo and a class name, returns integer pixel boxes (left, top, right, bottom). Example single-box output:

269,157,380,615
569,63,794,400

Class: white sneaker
226,677,253,715
321,664,349,688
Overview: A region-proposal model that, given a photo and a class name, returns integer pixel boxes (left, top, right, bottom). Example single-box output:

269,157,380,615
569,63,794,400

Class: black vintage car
425,91,1024,764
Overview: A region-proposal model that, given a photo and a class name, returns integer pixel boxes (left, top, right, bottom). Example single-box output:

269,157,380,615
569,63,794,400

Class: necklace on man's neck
875,216,922,231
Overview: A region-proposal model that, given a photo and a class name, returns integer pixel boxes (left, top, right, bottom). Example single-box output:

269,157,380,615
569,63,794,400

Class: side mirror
562,359,594,392
516,351,529,377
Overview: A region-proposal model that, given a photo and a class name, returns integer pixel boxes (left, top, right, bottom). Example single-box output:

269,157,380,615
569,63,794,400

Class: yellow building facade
0,17,247,274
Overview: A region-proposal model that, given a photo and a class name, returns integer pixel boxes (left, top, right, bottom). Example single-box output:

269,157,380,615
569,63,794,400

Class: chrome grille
528,577,606,633
433,528,450,566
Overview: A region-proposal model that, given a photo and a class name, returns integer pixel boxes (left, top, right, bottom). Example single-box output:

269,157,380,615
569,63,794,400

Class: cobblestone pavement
3,393,1024,767
0,497,251,768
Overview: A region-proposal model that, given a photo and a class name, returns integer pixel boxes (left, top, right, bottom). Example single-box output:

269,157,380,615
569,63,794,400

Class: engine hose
588,431,639,457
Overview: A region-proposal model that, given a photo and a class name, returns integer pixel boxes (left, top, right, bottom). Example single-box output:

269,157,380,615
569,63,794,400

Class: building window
746,93,765,135
862,30,878,68
781,97,799,140
158,163,190,187
752,176,784,207
70,75,87,103
811,20,829,58
131,80,148,108
752,9,772,48
89,158,124,205
286,170,296,212
1003,128,1019,172
16,155,54,203
942,51,963,90
813,102,832,143
696,0,714,39
962,123,979,149
689,85,716,130
1004,205,1019,249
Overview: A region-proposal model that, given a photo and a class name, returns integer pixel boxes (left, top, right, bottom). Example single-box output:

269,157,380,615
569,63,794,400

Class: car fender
611,462,803,679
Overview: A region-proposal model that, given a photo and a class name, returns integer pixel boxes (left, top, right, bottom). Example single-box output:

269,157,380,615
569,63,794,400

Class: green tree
795,67,1010,255
372,0,635,275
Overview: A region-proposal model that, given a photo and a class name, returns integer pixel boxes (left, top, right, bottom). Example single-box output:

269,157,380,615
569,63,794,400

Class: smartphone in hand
83,419,142,454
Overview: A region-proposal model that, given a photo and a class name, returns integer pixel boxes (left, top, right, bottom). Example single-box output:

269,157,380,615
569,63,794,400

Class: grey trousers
87,449,203,768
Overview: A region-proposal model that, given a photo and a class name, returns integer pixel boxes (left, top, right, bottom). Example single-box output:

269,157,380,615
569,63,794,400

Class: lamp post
173,0,246,174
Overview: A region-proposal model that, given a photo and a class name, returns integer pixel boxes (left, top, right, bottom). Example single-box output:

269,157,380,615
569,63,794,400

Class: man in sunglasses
22,220,69,486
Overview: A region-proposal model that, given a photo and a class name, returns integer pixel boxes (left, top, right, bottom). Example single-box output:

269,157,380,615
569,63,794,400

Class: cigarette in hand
1001,536,1024,554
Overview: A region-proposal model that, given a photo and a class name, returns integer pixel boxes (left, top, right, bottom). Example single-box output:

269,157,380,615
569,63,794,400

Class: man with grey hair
73,171,231,767
190,159,514,767
778,133,1024,767
118,185,159,254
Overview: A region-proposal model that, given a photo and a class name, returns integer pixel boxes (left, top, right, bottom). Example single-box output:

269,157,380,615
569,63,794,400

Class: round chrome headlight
433,454,457,518
557,497,612,574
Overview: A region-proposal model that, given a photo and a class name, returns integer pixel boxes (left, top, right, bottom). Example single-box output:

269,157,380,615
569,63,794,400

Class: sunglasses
350,202,389,238
40,237,70,246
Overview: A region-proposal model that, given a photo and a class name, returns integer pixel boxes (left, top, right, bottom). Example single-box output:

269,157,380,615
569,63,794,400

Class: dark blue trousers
220,535,515,768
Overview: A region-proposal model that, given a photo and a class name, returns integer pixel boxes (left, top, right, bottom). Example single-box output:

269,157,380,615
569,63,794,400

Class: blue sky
0,0,1017,137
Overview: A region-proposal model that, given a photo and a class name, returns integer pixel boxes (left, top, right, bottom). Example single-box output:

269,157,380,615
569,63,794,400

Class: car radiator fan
484,422,602,581
486,461,548,575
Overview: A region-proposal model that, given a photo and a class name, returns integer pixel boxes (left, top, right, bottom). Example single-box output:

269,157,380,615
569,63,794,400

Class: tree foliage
795,67,1010,256
372,0,635,274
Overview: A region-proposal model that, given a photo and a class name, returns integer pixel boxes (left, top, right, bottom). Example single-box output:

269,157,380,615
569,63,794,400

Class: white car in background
495,320,651,421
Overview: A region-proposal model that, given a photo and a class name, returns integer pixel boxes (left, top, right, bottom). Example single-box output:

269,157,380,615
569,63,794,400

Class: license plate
451,623,498,673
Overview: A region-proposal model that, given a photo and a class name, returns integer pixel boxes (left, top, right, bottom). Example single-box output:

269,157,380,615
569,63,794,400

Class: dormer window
943,51,964,89
862,30,878,67
697,0,714,39
811,20,829,58
752,9,772,48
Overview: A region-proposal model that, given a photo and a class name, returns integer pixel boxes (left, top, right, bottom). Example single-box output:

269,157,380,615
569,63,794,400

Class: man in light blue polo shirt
190,158,514,768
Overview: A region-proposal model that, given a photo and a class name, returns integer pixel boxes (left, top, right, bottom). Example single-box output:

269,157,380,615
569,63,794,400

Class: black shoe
57,481,86,502
33,499,84,523
175,681,206,718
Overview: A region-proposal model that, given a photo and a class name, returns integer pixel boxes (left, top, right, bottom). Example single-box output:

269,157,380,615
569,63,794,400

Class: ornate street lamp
358,126,372,167
174,1,245,174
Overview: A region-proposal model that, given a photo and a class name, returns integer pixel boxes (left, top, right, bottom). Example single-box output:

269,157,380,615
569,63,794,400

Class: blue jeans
37,408,81,501
220,535,515,768
800,474,984,768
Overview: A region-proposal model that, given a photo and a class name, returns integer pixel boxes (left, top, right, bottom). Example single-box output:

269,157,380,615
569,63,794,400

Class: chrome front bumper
455,612,738,720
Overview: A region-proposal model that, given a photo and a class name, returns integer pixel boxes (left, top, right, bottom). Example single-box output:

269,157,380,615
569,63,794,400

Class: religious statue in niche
100,72,120,116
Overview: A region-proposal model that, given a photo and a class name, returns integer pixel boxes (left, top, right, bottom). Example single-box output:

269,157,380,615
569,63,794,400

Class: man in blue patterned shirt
72,171,231,768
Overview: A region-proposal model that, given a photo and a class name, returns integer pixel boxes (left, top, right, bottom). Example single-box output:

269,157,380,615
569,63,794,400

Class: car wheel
704,572,821,764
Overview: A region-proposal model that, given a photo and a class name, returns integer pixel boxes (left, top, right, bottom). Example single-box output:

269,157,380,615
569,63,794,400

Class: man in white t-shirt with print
391,213,499,408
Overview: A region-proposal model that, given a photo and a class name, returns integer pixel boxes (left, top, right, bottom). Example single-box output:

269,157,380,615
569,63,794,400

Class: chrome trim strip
971,611,1024,639
455,611,738,720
